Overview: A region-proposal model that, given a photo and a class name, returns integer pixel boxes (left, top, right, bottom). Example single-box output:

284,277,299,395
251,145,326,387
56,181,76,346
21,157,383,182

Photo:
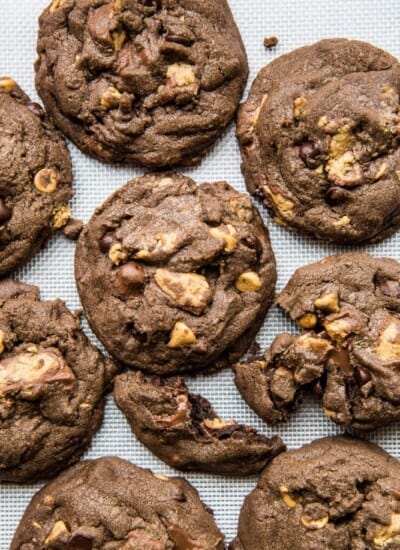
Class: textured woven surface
2,0,400,546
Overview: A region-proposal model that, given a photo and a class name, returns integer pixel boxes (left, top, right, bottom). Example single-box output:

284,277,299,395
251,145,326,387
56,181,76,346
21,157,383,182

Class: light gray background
1,0,400,547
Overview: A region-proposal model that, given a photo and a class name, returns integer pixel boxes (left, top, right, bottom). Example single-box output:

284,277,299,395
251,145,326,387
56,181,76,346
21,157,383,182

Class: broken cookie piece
236,253,400,431
0,279,117,482
114,370,285,475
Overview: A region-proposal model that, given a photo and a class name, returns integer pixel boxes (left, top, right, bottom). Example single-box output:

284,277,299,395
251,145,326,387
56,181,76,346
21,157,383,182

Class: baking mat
1,0,400,546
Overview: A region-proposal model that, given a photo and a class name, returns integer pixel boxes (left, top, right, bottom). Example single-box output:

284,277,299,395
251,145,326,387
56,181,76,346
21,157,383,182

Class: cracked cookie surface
114,370,285,475
0,79,72,276
0,279,116,482
11,456,225,549
75,173,276,374
235,253,400,431
237,39,400,244
230,436,400,550
36,0,248,167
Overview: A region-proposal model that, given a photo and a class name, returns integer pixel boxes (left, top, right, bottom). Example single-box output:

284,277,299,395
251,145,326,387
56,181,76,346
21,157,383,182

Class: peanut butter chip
45,520,70,545
300,514,329,530
269,192,294,218
109,243,127,265
374,317,400,361
155,269,212,314
373,514,400,547
298,313,317,329
52,205,71,229
279,485,298,508
167,63,196,87
293,97,307,118
314,291,340,313
235,272,262,292
203,417,235,430
34,168,59,194
112,29,126,52
0,77,15,92
210,224,238,254
101,86,122,109
167,322,196,348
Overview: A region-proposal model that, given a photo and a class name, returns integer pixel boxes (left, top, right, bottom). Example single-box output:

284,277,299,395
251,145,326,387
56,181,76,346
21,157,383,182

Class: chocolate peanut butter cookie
11,456,225,549
231,436,400,550
235,253,400,431
0,280,116,482
0,78,72,276
75,173,276,374
114,370,285,475
237,39,400,244
36,0,248,167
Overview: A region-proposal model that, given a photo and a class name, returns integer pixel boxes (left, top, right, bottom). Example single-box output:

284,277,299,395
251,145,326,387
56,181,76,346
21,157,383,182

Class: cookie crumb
264,36,279,49
63,218,83,240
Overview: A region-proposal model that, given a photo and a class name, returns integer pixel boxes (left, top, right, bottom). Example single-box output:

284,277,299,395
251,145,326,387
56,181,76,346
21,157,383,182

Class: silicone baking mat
1,0,400,546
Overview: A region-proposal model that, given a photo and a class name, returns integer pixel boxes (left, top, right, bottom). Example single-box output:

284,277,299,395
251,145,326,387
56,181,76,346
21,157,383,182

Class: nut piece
293,97,307,118
373,513,400,547
300,514,329,530
34,168,59,194
374,316,400,361
0,347,75,395
135,232,181,261
167,322,196,349
235,271,262,292
374,162,388,181
210,224,238,254
156,394,189,427
314,291,339,313
203,417,235,430
44,520,71,545
52,205,71,229
154,474,170,481
297,313,317,329
167,63,196,87
269,192,294,218
334,215,351,228
109,243,128,265
101,86,122,109
0,78,15,92
279,485,298,508
155,269,212,314
323,312,359,343
112,29,127,52
50,0,65,13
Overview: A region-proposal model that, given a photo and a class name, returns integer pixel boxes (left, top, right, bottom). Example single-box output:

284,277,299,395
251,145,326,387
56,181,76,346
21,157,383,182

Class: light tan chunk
34,168,59,194
334,216,351,228
167,63,196,87
298,313,317,329
0,330,4,355
374,162,388,181
329,127,354,158
155,269,212,314
314,291,340,313
269,192,294,218
300,514,329,530
52,205,71,229
49,0,65,12
44,520,70,545
374,316,400,361
324,317,354,343
135,232,181,260
293,97,307,118
101,86,122,109
235,272,262,292
0,347,75,395
210,224,238,254
297,333,333,353
373,514,400,547
167,322,196,348
154,474,170,481
251,94,269,128
0,78,15,92
203,417,235,430
112,29,126,52
279,485,299,509
109,243,128,265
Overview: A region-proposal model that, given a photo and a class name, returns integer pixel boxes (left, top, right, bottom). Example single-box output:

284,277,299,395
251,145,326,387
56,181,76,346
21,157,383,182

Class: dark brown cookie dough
0,78,72,276
36,0,248,168
114,370,285,475
0,279,116,482
11,456,225,549
75,173,276,375
237,39,400,244
235,253,400,431
231,436,400,550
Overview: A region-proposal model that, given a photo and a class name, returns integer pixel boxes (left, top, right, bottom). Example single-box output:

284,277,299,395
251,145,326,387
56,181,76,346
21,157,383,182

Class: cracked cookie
0,279,116,482
36,0,248,168
230,436,400,550
0,78,72,276
75,173,276,374
237,39,400,244
114,370,285,475
11,456,225,549
235,253,400,431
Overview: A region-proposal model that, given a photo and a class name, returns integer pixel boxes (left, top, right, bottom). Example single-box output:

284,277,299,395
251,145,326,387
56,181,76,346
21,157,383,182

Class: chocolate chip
241,234,262,254
325,186,349,206
355,366,372,386
0,199,12,224
26,101,45,118
329,348,352,377
115,262,145,296
67,534,93,550
299,141,321,167
99,231,114,252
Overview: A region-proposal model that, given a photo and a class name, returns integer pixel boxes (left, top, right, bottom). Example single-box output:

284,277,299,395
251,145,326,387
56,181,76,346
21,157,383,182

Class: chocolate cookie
231,436,400,550
114,370,285,475
0,280,116,482
0,78,72,276
11,456,225,549
36,0,248,168
75,173,276,374
237,39,400,244
235,253,400,431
